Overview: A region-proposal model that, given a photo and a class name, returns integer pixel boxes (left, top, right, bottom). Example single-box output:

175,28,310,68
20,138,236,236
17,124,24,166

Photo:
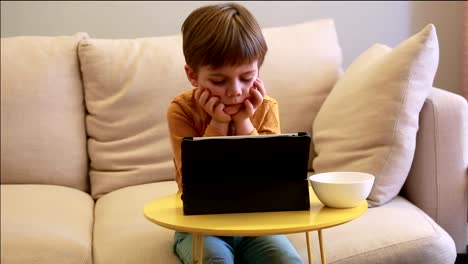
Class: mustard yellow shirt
166,88,281,192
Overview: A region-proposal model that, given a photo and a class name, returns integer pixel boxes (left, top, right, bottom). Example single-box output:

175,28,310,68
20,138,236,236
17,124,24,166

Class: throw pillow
312,24,439,207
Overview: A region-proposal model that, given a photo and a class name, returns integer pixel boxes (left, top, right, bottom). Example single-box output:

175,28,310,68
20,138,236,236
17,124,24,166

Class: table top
144,186,368,236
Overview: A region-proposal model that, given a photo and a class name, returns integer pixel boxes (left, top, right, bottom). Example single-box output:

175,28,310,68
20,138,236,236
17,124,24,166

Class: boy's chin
223,108,240,115
223,104,242,115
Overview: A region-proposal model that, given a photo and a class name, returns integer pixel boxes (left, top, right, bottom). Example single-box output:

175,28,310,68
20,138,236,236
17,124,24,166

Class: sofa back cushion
78,19,342,199
0,33,90,192
261,20,343,167
78,35,189,199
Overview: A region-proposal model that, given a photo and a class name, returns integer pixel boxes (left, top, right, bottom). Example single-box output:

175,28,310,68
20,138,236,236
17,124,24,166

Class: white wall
1,1,463,95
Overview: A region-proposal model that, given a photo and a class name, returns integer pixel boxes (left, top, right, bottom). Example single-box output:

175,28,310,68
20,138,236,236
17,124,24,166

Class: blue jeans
174,231,304,264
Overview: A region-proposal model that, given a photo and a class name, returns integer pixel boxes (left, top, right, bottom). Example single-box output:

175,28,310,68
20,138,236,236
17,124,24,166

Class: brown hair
181,2,267,72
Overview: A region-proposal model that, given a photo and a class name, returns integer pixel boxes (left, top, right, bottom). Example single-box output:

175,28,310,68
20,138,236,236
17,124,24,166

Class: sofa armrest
402,87,468,253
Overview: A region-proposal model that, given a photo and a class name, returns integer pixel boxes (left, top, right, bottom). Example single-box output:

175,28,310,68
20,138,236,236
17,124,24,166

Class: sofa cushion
0,184,94,264
93,181,180,264
312,24,439,207
92,180,455,264
0,33,90,192
78,34,187,199
261,19,343,168
78,19,342,199
287,196,456,263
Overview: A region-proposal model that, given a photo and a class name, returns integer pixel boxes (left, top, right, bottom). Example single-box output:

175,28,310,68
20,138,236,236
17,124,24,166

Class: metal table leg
305,232,313,264
192,233,204,264
318,229,327,264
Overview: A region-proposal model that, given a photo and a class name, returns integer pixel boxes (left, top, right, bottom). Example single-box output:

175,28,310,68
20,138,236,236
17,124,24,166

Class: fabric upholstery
93,181,180,264
78,19,343,199
312,24,440,207
78,34,187,199
287,196,456,263
0,184,94,264
402,87,468,253
92,181,455,264
260,19,343,168
0,33,90,192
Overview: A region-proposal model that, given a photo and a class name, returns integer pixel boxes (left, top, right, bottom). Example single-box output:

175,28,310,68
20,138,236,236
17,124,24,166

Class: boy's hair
181,2,268,72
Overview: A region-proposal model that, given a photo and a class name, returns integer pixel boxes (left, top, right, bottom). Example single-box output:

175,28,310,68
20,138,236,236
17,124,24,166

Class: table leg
198,234,204,263
192,233,197,264
318,229,326,264
305,232,313,264
191,233,204,264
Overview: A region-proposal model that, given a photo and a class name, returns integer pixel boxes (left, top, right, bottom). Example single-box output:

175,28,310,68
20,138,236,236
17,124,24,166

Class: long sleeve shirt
166,88,281,192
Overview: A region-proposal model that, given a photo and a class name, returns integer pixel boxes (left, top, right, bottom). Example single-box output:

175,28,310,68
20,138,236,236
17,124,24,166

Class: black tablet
181,132,311,215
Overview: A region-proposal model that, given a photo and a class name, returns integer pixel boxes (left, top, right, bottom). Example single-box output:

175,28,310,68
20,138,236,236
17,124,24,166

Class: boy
166,2,304,264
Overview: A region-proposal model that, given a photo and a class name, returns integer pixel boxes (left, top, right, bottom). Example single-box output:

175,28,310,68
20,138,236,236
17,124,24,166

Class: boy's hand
232,78,265,123
194,88,231,123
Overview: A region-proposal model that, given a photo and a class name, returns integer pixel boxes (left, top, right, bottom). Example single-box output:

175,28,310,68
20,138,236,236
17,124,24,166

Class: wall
1,1,463,95
409,1,463,96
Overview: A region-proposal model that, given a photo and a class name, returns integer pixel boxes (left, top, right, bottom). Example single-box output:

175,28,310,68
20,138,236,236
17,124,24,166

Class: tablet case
181,132,311,215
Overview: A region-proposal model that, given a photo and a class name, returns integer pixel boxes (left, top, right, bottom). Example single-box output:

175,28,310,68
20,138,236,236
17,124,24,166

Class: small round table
144,186,367,264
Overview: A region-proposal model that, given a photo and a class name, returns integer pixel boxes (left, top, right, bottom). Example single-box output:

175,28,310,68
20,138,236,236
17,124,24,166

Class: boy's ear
184,64,198,87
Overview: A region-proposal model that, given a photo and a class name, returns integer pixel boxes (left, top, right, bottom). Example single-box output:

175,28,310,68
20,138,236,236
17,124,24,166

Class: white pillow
312,24,439,207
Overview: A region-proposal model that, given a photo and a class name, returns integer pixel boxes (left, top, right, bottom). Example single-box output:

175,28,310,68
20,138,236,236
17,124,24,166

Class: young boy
166,2,304,264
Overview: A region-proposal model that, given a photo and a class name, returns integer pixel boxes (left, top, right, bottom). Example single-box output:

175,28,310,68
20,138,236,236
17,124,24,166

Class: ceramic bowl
309,172,375,208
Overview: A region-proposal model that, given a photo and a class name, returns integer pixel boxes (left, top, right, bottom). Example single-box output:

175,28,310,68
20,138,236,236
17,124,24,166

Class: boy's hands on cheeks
231,78,265,135
193,78,265,135
232,78,265,122
194,87,231,124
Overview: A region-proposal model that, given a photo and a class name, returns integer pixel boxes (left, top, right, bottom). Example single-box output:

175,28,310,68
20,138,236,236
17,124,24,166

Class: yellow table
144,186,367,264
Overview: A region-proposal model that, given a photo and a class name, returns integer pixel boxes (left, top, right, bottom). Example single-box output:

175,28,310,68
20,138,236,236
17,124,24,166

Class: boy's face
185,61,259,115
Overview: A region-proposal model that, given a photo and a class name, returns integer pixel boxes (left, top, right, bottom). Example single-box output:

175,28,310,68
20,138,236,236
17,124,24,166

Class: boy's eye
241,78,253,82
210,80,225,85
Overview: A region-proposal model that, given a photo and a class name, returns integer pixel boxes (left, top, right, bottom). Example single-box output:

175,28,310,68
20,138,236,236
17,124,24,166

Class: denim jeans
174,231,304,264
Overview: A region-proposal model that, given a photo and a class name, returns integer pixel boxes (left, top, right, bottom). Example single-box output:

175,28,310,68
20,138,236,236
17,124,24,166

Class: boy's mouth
223,103,243,115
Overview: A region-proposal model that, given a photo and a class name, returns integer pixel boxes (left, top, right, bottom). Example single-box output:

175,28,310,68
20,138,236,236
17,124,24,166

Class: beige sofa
1,19,466,264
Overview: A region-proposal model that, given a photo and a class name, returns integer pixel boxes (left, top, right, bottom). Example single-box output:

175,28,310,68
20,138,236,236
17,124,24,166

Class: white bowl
309,172,375,208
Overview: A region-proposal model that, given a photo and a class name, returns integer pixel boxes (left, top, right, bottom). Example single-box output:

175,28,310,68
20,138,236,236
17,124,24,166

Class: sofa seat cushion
93,181,180,264
287,196,456,263
0,184,94,264
93,181,456,264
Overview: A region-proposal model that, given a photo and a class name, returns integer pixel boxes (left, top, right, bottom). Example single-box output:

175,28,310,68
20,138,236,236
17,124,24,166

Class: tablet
181,132,311,215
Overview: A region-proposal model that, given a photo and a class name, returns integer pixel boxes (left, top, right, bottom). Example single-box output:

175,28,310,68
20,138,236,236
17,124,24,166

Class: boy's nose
226,81,243,97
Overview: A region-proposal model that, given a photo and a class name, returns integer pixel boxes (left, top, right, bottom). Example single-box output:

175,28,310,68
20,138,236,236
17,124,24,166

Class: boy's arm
204,119,229,136
167,101,201,191
254,98,281,135
167,99,230,191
